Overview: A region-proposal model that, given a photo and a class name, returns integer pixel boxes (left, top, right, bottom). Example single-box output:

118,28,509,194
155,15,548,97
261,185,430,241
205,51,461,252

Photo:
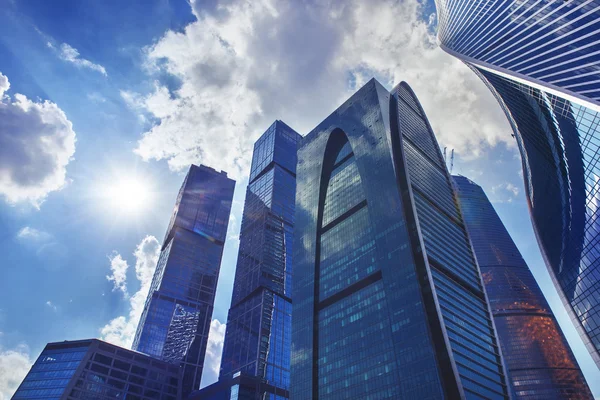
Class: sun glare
105,177,152,213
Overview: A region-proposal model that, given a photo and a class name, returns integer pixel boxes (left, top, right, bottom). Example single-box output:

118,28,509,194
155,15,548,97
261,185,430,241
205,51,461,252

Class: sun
104,177,152,213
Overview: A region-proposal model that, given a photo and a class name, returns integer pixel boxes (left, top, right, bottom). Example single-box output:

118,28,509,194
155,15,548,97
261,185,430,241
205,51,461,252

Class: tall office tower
435,0,600,369
133,164,235,398
454,175,592,399
194,121,301,400
292,78,510,399
478,67,600,371
435,0,600,110
13,339,180,400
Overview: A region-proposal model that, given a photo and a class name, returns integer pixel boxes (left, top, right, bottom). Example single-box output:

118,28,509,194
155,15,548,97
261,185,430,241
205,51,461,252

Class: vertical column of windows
314,135,397,399
395,84,509,399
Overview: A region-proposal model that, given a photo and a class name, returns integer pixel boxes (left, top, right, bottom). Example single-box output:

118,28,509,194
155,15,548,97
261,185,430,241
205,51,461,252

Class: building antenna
443,147,447,162
450,149,455,174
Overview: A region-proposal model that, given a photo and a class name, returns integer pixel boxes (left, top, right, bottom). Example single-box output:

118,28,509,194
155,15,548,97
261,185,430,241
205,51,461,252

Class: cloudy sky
0,0,598,398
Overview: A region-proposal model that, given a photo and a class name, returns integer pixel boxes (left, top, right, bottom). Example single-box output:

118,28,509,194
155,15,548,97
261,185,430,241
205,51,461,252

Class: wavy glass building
436,0,600,111
476,66,600,371
133,164,235,398
195,121,301,400
454,175,592,399
13,339,180,400
291,78,510,399
435,0,600,369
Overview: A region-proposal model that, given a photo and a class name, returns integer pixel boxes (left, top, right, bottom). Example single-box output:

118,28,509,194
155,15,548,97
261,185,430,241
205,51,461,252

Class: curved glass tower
454,175,592,399
292,79,510,399
133,164,235,398
436,0,600,111
435,0,600,369
473,68,600,370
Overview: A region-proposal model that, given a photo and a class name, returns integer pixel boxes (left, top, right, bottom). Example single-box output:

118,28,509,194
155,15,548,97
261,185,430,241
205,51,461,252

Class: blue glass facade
436,0,600,110
435,0,600,371
291,78,510,399
471,67,600,371
13,339,180,400
205,121,300,400
454,175,592,399
133,164,235,398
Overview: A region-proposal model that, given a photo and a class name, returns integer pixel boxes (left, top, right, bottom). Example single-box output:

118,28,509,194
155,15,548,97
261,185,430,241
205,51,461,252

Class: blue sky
0,0,598,397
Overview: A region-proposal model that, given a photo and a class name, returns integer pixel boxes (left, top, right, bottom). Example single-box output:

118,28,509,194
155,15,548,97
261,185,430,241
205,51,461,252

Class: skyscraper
435,0,600,368
133,164,235,398
292,78,510,399
477,67,600,371
435,0,600,110
195,121,301,400
13,339,180,400
454,175,592,399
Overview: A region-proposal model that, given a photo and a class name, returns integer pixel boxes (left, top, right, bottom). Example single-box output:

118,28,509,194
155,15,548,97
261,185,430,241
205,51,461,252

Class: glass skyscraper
194,121,301,400
454,175,592,399
133,164,235,398
435,0,600,110
475,67,600,371
13,339,180,400
435,0,600,369
292,78,510,399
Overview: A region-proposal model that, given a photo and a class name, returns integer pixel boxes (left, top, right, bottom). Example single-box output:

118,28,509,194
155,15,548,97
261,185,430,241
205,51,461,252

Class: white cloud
119,90,147,123
129,0,512,177
87,92,106,103
506,183,519,197
491,182,520,203
100,235,160,348
16,226,52,241
0,74,8,97
14,226,67,265
120,90,145,109
227,211,240,241
0,345,32,400
48,42,107,76
200,319,226,388
0,71,76,207
106,253,129,296
45,300,57,312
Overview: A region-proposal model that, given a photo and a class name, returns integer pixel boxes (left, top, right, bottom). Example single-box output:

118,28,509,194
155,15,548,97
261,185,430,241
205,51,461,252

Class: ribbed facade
435,0,600,370
472,67,600,370
436,0,600,110
454,175,592,399
133,164,235,398
291,78,510,399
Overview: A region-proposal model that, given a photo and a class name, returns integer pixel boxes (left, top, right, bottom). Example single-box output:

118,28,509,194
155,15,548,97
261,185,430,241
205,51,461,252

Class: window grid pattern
315,137,395,399
413,192,481,289
14,340,180,400
13,345,87,399
322,157,366,227
264,296,292,390
318,281,399,399
219,121,301,400
293,79,503,400
454,175,593,398
474,66,600,371
395,83,510,399
436,0,600,106
133,165,235,398
320,207,376,300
